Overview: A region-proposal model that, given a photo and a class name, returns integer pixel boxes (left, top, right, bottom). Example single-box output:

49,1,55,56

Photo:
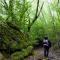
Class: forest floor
0,47,60,60
25,48,60,60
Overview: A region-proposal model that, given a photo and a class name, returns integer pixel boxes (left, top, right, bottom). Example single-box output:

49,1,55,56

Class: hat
44,36,48,40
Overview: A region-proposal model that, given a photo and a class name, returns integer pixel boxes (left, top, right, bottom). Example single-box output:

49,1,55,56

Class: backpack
48,41,51,48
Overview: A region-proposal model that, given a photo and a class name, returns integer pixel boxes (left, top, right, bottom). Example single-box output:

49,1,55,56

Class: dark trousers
44,47,49,57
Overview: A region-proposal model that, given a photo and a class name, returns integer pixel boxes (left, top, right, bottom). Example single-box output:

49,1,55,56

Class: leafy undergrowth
0,47,60,60
0,23,33,60
11,46,33,60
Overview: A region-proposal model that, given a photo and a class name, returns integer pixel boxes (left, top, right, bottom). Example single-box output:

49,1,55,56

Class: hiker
43,36,51,57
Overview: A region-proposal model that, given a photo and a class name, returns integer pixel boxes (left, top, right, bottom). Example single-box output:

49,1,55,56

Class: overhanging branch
28,1,44,32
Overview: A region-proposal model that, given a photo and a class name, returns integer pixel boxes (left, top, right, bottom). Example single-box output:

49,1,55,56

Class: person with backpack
43,36,51,57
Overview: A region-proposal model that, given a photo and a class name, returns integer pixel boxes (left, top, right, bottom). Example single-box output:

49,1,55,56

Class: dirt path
0,48,60,60
25,48,60,60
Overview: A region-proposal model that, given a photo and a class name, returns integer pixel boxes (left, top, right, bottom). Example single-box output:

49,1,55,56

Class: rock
0,53,3,60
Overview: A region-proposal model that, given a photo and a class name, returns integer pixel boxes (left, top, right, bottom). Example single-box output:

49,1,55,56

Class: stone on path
0,53,3,60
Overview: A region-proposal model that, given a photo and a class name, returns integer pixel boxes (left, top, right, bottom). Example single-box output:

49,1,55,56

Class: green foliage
0,0,60,59
11,46,33,60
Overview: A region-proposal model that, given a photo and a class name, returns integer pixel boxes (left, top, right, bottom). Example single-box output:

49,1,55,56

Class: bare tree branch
58,0,59,3
2,0,8,10
36,0,39,17
28,0,39,32
37,2,44,17
28,1,44,32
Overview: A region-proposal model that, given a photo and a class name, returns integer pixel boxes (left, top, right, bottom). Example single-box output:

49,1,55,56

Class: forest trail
0,48,60,60
25,48,60,60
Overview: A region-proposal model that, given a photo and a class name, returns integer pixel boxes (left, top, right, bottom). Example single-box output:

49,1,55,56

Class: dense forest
0,0,60,60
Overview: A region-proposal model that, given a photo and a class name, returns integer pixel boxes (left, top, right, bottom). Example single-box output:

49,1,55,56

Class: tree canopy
0,0,60,60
